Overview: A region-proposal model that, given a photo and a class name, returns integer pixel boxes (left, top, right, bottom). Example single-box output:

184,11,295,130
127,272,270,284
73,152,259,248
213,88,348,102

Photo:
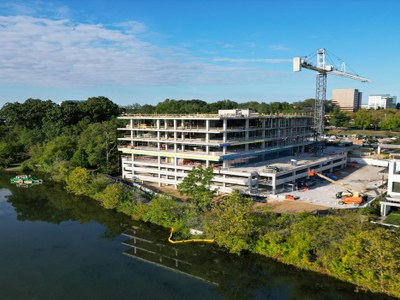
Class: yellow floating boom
168,228,214,244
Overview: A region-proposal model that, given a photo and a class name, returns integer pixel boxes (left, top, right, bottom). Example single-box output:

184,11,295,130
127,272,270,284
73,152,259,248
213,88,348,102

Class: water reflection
0,172,394,300
1,172,130,237
121,225,394,300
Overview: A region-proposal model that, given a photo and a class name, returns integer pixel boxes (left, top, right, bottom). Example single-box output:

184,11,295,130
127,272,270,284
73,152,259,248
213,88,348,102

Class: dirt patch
254,200,329,214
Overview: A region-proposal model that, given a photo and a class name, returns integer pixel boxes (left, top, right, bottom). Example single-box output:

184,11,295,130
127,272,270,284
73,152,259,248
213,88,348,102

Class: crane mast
293,48,370,138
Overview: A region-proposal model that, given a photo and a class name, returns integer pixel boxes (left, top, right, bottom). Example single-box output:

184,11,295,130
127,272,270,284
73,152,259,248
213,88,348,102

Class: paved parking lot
276,164,387,208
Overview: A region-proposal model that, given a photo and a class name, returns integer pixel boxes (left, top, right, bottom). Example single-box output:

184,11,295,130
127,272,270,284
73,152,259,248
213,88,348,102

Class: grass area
384,211,400,225
327,129,400,137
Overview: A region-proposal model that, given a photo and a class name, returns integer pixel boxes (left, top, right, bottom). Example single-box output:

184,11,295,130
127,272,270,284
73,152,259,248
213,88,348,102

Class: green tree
65,167,92,195
78,96,120,123
380,113,400,131
354,109,373,129
74,120,119,172
203,190,254,254
0,99,57,129
332,227,400,295
142,195,181,228
329,108,350,127
39,135,76,170
98,183,131,209
178,165,216,211
49,160,70,182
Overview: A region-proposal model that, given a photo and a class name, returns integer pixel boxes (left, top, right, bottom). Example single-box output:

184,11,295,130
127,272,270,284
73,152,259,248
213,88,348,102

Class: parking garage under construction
118,109,349,196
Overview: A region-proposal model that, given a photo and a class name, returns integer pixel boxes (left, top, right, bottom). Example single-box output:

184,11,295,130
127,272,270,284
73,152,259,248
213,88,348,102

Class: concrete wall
348,157,389,167
381,160,400,216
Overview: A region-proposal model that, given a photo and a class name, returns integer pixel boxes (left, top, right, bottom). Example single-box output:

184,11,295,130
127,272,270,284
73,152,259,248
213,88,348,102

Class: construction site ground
272,163,387,209
138,162,387,213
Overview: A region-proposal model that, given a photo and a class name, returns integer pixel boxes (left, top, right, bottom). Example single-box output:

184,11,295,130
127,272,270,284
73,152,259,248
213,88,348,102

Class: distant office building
367,94,397,110
332,89,362,112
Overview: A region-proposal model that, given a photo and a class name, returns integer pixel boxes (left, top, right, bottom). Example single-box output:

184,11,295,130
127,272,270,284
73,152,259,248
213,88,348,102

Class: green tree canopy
204,190,254,254
178,165,216,211
329,108,350,127
65,167,92,195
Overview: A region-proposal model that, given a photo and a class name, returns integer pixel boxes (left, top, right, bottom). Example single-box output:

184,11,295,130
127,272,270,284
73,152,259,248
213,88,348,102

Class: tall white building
367,94,397,110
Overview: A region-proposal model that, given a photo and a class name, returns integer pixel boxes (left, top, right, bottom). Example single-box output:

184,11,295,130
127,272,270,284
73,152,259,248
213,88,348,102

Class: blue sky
0,0,399,107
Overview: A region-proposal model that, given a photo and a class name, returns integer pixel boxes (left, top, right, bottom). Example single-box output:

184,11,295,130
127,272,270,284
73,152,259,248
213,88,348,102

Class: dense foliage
327,108,400,130
62,163,399,298
0,97,121,171
2,97,400,297
123,98,333,115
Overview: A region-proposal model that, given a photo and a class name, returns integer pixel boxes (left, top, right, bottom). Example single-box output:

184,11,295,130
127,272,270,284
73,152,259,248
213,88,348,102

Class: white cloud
0,14,289,88
0,1,71,18
212,57,292,64
269,44,290,51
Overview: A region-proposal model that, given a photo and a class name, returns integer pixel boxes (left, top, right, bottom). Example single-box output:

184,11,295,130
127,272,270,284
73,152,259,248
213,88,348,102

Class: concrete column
245,119,250,151
381,203,391,216
131,154,135,181
222,118,228,143
206,145,210,154
271,174,276,195
156,119,160,129
206,119,210,131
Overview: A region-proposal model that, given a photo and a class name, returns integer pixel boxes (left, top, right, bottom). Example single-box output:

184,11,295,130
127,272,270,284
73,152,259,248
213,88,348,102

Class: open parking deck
273,163,387,209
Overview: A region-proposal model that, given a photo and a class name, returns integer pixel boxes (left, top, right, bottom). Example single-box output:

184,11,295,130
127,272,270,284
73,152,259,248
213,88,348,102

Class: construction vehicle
285,195,299,201
308,170,367,205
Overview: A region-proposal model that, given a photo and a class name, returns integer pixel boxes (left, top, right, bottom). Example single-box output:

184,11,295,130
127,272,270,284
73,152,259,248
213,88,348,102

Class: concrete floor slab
274,164,387,209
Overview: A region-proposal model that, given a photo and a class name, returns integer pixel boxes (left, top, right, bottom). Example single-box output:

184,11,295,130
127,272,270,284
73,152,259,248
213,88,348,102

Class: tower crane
293,48,370,137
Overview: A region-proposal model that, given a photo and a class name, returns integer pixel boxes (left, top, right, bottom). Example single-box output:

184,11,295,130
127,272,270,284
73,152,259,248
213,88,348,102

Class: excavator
307,169,367,205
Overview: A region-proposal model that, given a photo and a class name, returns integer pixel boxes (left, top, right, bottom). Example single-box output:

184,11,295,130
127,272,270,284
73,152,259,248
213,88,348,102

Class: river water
0,172,393,300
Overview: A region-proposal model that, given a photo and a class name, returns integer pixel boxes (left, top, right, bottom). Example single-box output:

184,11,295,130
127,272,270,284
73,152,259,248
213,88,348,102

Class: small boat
10,175,43,186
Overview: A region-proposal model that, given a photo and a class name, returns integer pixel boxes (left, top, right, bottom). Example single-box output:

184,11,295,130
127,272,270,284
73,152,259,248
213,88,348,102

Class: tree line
64,164,400,298
1,96,400,297
329,108,400,130
0,97,121,171
124,98,333,115
0,96,329,169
